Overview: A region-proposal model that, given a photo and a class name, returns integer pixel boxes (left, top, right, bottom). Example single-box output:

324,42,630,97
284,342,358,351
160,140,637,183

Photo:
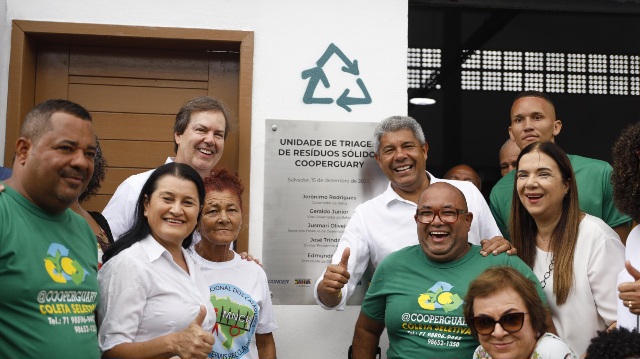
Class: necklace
539,258,555,289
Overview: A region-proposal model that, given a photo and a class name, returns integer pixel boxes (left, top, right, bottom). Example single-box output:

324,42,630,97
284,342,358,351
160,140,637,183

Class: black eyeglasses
415,208,468,224
469,312,528,335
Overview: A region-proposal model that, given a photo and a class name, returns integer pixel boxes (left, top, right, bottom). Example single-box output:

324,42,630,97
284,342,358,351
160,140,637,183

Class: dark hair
585,327,640,359
513,90,555,109
20,99,92,143
463,266,547,341
79,136,107,202
611,121,640,222
102,162,205,263
173,96,234,153
203,168,244,209
510,141,579,305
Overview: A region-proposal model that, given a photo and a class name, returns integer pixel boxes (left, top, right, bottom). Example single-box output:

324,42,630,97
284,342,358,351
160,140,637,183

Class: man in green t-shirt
351,182,550,359
489,91,631,242
0,100,100,359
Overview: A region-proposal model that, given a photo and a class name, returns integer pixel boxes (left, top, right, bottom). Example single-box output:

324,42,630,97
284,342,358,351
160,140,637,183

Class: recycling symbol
301,43,372,112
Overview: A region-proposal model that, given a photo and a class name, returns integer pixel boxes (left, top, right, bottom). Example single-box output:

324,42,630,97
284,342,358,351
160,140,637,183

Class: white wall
0,1,407,357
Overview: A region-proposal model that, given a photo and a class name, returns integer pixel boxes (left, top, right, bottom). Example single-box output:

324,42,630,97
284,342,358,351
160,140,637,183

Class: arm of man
102,178,138,240
256,333,276,359
317,247,351,308
314,210,372,310
351,311,385,359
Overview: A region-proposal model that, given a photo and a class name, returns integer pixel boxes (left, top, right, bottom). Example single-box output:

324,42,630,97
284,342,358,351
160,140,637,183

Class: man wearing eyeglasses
350,183,551,359
315,115,507,310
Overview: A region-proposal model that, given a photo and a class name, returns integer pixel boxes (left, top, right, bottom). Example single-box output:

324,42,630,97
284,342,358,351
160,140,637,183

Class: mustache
60,168,87,180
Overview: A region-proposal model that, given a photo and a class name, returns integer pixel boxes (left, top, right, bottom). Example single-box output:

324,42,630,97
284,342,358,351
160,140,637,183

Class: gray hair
373,115,426,154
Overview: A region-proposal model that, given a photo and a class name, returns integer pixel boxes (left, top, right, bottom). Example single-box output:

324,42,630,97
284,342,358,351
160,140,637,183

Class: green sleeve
600,163,632,228
361,260,387,321
507,255,547,304
489,173,515,240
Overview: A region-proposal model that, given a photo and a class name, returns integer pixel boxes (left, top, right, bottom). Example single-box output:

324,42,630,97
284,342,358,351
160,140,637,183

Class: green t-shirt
361,244,546,359
490,154,631,239
0,183,100,359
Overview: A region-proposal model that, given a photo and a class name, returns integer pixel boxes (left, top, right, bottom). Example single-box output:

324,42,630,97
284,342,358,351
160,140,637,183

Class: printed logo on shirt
208,283,259,359
43,243,88,285
417,281,463,313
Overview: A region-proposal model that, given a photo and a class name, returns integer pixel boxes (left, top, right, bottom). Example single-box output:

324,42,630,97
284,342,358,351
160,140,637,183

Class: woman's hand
172,305,215,359
618,261,640,315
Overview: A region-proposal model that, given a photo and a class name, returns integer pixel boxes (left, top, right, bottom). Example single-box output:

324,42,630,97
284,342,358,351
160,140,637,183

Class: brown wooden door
34,44,240,212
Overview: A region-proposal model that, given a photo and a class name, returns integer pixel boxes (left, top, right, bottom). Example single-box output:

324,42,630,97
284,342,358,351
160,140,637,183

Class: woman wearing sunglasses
464,267,578,359
510,141,625,355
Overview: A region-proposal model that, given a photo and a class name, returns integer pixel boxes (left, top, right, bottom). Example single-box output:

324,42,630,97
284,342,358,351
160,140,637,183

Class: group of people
317,91,640,358
0,97,274,359
1,90,639,359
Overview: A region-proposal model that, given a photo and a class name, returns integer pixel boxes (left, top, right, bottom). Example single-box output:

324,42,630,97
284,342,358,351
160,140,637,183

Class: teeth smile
430,231,449,235
165,219,183,224
198,148,213,155
396,165,411,171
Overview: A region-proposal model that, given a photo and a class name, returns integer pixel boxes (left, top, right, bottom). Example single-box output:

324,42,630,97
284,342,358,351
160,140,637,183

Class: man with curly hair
612,121,640,331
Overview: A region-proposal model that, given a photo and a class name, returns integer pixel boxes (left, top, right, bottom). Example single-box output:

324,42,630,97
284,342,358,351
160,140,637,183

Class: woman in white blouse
510,141,625,356
98,163,215,359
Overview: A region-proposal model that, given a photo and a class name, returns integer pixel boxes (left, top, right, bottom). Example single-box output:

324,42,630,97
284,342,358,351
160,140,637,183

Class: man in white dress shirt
315,115,511,310
103,96,232,239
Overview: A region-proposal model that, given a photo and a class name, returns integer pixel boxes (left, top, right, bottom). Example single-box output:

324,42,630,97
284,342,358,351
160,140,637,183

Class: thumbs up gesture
618,261,640,315
173,305,216,359
321,247,351,297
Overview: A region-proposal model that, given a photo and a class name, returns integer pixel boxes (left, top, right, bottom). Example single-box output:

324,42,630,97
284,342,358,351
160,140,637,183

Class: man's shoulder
353,183,394,210
120,168,156,187
568,154,612,172
490,171,515,196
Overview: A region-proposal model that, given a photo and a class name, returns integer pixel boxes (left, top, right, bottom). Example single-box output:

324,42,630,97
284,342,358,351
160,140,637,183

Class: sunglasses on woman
470,312,528,335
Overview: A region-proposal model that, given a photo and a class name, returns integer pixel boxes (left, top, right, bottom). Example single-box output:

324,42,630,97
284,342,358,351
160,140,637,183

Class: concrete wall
0,1,407,357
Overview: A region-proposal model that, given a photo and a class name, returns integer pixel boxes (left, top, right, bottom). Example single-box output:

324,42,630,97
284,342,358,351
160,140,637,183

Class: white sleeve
588,231,625,327
313,209,370,311
467,184,501,240
256,268,278,334
102,178,138,240
98,256,149,351
534,333,579,359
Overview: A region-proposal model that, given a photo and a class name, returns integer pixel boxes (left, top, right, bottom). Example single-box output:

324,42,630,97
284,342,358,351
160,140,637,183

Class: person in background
611,121,640,331
585,327,640,359
103,96,233,240
98,162,215,359
444,164,482,191
350,182,548,359
73,137,113,268
0,99,100,358
510,141,624,355
189,168,277,359
0,165,11,180
499,139,520,177
490,91,631,241
463,266,577,359
315,115,509,311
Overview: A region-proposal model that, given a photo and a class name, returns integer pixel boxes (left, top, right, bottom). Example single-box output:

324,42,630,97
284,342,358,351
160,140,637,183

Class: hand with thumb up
619,260,640,315
318,247,351,308
172,305,215,359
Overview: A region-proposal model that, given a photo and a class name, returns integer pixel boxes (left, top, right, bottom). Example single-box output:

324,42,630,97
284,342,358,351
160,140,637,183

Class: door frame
5,20,254,252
